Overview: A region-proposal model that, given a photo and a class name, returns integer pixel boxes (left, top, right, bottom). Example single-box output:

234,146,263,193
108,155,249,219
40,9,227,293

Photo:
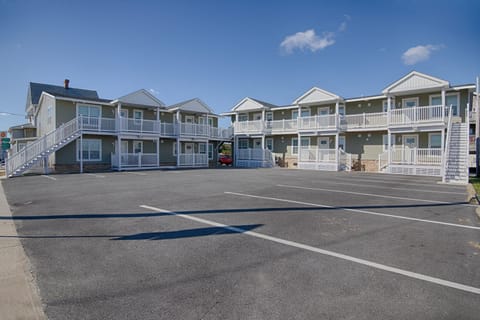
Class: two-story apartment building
6,80,232,177
226,71,476,183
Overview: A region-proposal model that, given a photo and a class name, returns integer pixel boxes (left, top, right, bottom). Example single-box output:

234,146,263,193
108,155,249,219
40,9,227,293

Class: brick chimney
64,79,70,89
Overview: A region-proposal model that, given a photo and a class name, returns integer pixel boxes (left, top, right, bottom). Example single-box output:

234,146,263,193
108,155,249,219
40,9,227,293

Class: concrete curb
0,180,47,320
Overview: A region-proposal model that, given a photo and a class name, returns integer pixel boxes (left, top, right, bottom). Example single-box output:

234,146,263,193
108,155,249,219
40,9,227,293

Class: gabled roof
231,97,276,112
168,98,214,114
114,89,166,108
26,82,99,111
293,87,343,105
382,71,449,94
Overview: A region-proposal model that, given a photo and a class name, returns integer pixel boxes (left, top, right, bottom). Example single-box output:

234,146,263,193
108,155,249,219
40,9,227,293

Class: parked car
218,154,233,166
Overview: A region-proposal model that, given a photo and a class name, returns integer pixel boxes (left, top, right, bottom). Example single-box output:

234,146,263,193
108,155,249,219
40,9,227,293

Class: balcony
76,116,231,139
233,120,265,135
389,105,447,128
341,112,387,131
298,115,337,132
178,153,208,167
379,147,443,176
267,119,298,134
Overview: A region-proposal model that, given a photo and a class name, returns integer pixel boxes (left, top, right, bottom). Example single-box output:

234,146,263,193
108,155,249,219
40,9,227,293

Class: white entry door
185,143,194,154
317,137,329,161
253,139,262,149
402,134,418,164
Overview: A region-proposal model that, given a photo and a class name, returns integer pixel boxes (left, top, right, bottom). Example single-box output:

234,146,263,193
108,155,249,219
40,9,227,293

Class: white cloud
401,44,443,65
280,29,335,54
280,16,350,55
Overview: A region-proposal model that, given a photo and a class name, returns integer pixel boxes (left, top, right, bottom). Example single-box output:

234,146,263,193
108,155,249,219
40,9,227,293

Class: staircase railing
464,106,470,183
339,148,352,171
378,151,389,172
442,106,453,182
6,117,80,176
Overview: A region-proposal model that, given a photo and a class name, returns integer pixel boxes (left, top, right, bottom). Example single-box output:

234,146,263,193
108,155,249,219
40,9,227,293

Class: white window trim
292,137,299,155
429,92,460,116
76,138,102,161
253,138,262,149
317,137,329,149
300,136,310,149
238,138,248,149
253,112,262,121
199,142,207,154
133,140,143,154
185,115,195,123
120,109,128,118
382,134,396,152
76,104,101,118
238,113,248,122
266,138,273,151
382,99,396,112
208,143,213,160
133,109,143,124
338,105,345,116
402,97,419,109
266,112,273,122
428,132,442,148
318,107,329,116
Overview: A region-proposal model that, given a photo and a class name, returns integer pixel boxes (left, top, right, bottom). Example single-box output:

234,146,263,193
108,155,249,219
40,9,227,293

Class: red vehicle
218,154,233,166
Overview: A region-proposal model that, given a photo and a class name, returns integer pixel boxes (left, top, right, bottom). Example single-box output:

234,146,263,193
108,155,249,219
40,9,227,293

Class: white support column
335,133,339,171
387,131,391,171
261,135,265,150
156,138,160,167
387,95,392,126
117,103,122,132
262,109,266,121
79,135,83,173
176,138,180,167
156,108,160,121
441,89,446,107
176,110,181,136
234,136,238,167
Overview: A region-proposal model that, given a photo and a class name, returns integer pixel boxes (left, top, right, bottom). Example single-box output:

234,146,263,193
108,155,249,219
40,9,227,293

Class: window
292,137,310,154
238,114,248,122
77,139,101,161
208,143,213,160
238,139,248,149
266,138,273,151
133,141,143,154
382,134,396,151
402,98,418,108
208,118,213,127
430,93,459,116
292,108,310,119
77,104,101,118
338,105,345,116
199,143,207,154
339,136,345,150
382,99,395,112
134,110,143,124
47,105,52,125
318,107,329,116
266,112,273,122
429,133,442,148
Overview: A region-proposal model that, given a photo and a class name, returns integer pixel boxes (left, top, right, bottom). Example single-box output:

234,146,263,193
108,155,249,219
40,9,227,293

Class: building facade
225,71,476,183
7,81,232,177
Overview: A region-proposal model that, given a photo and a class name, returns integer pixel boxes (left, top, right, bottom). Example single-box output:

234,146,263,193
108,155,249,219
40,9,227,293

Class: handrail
442,106,453,182
464,105,470,183
6,117,80,176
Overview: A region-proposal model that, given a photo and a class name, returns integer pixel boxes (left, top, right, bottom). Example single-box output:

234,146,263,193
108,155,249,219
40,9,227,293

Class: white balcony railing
389,105,446,126
179,123,209,137
268,119,298,133
178,153,208,167
299,148,337,162
233,120,265,134
79,116,116,132
341,112,387,130
111,153,158,168
390,148,443,165
298,115,337,131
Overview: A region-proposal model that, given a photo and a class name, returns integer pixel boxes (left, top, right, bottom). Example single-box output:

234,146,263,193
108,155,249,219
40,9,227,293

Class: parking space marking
328,176,465,189
277,184,465,204
86,173,105,178
140,204,480,296
125,171,147,176
305,180,465,195
40,175,57,181
224,192,480,230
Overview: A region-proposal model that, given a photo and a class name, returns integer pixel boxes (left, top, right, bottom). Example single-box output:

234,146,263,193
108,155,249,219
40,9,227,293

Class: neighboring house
6,80,232,177
225,71,476,183
8,123,37,153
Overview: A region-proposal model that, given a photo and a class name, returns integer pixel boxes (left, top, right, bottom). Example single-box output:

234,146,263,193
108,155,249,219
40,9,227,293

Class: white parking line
304,180,465,195
224,192,480,230
140,204,480,296
86,173,105,178
329,176,465,189
125,171,147,176
277,184,462,204
41,175,56,181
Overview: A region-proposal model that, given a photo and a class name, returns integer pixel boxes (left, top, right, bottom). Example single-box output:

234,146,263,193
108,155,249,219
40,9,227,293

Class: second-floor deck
233,105,449,135
77,116,233,140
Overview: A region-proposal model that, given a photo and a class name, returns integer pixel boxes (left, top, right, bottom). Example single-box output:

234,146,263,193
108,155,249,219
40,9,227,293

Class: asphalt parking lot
2,169,480,319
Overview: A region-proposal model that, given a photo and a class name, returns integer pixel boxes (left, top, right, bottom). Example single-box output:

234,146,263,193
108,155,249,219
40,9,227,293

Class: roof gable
294,87,342,105
382,71,449,94
168,98,214,114
232,97,270,112
116,89,165,107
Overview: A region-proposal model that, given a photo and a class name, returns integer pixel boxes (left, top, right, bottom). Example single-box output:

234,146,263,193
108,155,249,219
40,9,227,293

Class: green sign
1,138,10,150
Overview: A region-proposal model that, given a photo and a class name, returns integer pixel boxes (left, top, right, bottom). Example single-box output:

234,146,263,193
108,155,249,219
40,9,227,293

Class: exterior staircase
444,122,469,184
6,118,80,177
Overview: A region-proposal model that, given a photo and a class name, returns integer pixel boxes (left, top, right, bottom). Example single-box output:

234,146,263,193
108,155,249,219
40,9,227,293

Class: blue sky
1,0,479,129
